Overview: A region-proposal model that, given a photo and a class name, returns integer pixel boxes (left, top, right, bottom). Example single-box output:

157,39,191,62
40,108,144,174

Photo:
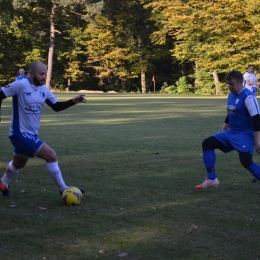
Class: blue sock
203,150,217,180
203,150,216,169
207,173,217,180
248,162,260,181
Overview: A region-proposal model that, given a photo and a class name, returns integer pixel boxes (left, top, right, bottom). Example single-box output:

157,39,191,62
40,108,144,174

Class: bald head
29,61,47,86
18,68,25,76
29,61,46,73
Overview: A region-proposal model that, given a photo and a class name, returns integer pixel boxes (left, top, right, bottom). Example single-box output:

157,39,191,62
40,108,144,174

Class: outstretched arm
49,94,87,112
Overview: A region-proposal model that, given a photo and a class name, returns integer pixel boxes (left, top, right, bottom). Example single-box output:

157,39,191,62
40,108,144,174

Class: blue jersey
1,78,58,136
227,87,260,133
16,75,28,81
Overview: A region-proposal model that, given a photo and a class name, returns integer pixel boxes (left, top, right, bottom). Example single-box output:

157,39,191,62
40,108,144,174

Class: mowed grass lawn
0,93,260,260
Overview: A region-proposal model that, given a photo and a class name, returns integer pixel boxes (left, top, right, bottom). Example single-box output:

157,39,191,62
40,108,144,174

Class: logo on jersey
25,104,42,113
227,105,236,114
235,99,239,104
23,91,44,114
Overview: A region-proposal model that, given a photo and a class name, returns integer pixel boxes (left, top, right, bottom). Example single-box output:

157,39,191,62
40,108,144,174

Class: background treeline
0,0,260,94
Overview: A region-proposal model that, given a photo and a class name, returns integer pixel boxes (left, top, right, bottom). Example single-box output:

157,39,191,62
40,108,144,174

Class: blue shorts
213,130,254,155
9,133,44,158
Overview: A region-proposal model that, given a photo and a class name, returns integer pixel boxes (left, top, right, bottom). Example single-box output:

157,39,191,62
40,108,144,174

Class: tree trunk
141,70,146,93
194,60,199,90
46,3,57,89
212,70,220,95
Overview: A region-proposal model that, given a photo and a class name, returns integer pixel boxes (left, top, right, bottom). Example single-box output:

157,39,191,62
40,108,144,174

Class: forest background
1,0,260,94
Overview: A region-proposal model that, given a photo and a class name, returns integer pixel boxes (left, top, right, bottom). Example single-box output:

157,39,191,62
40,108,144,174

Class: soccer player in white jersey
196,70,260,189
0,61,86,197
243,65,259,96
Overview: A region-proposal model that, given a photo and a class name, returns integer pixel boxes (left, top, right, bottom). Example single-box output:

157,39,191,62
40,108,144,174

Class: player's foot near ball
0,181,11,197
196,178,219,190
59,187,85,196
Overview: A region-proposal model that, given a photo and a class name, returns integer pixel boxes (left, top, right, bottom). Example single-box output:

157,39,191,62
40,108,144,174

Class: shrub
175,76,192,94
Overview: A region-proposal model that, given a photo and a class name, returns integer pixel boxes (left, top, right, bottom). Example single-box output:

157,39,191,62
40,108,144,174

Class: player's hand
73,95,87,104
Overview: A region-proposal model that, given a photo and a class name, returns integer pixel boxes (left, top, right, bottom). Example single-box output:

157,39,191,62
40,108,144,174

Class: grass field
0,93,260,260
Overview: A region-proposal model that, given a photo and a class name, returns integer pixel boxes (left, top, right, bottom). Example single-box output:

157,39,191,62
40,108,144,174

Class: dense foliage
0,0,259,93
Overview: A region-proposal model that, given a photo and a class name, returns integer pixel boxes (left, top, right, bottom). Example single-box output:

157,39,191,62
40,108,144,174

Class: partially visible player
196,70,260,189
243,65,259,96
0,61,86,197
16,68,28,81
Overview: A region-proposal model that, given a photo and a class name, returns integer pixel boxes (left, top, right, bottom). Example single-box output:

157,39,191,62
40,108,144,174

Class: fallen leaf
99,250,105,254
118,252,128,257
39,207,46,210
190,224,198,229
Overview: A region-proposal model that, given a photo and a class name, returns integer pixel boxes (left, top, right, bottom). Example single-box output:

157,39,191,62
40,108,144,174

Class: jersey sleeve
45,88,58,106
245,95,260,117
243,72,249,80
1,81,22,97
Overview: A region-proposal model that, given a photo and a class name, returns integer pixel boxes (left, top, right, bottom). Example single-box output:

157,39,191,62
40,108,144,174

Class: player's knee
46,149,57,162
37,144,57,162
202,137,215,150
12,156,28,169
239,152,252,169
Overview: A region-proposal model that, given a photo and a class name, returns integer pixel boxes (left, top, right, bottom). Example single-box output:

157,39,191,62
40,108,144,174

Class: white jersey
243,72,258,91
1,79,58,136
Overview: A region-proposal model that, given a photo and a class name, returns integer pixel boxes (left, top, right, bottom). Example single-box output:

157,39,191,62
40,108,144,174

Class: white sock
1,161,19,187
46,161,68,192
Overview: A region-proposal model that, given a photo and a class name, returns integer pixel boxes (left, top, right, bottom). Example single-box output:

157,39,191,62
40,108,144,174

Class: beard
32,75,45,86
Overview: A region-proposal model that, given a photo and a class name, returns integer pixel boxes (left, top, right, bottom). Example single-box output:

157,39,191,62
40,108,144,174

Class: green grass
0,93,260,260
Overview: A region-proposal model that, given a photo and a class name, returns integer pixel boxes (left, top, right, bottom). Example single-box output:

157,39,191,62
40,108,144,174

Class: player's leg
37,143,68,193
0,155,28,196
196,136,226,189
239,152,260,181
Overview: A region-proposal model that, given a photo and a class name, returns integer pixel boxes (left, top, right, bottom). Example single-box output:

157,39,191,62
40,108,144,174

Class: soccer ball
62,187,82,206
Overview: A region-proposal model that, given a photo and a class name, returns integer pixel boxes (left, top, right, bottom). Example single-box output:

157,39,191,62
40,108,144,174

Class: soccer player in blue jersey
0,61,86,197
16,68,28,81
196,70,260,189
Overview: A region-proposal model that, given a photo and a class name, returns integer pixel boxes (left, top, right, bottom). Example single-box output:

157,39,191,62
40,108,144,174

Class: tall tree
147,0,260,94
12,0,103,88
82,0,163,92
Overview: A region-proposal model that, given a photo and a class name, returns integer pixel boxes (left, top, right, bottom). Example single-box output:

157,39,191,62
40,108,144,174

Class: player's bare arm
222,123,229,131
254,132,260,153
222,114,229,131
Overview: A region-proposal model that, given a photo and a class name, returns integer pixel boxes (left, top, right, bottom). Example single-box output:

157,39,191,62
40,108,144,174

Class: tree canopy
0,0,260,93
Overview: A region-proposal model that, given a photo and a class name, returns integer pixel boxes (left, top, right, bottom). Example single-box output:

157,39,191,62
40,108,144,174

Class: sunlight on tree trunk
46,3,57,89
212,70,220,95
141,70,146,93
